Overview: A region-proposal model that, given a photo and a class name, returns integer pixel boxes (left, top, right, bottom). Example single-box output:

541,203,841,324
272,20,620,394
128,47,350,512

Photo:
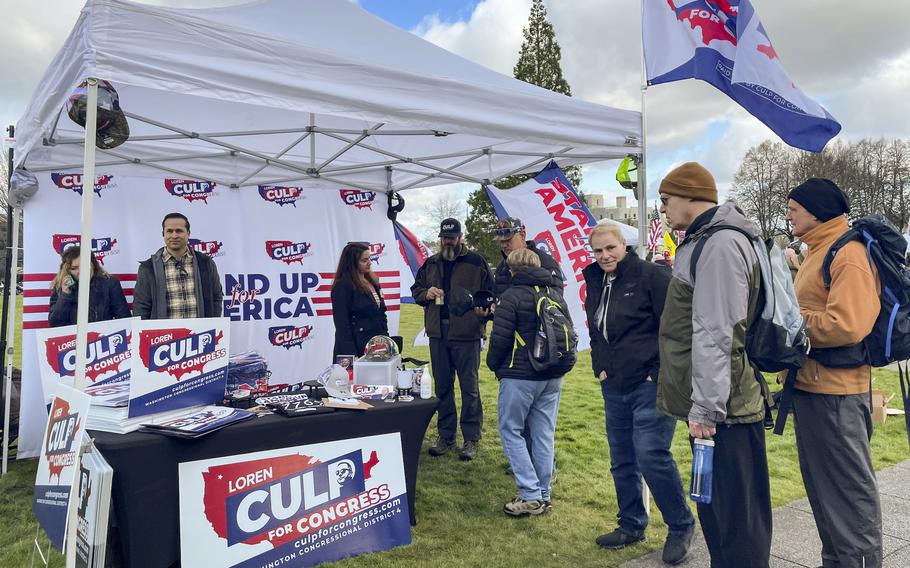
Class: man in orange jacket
785,178,882,568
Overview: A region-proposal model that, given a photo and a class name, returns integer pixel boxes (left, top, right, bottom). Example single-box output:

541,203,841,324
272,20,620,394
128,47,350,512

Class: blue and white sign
33,384,91,551
178,433,411,567
128,317,230,417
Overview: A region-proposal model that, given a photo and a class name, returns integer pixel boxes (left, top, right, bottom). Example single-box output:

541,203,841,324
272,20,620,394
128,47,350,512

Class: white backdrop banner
19,173,399,458
486,162,597,351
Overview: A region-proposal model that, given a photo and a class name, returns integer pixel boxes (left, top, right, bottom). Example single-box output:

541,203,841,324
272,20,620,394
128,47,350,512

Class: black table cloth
90,397,437,568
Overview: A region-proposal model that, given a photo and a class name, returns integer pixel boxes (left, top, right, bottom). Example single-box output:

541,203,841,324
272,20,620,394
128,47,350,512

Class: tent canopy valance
15,0,641,193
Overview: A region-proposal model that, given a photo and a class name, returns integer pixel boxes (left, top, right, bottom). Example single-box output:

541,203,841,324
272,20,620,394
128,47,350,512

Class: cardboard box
871,391,892,425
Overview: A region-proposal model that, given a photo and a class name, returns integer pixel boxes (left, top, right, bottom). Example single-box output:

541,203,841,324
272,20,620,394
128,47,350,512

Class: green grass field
1,304,907,567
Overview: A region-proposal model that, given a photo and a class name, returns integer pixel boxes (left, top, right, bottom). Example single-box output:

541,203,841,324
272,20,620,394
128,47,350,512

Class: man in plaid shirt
133,213,223,319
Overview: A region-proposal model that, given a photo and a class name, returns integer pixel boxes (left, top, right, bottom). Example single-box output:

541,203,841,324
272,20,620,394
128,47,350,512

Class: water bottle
419,365,432,399
690,438,714,504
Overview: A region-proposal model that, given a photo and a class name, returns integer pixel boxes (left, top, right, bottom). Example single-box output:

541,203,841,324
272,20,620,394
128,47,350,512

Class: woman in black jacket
486,248,569,518
330,242,388,358
48,246,131,327
582,222,694,562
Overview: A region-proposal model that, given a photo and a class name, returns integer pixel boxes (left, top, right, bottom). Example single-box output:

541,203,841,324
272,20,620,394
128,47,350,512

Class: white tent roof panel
16,0,641,191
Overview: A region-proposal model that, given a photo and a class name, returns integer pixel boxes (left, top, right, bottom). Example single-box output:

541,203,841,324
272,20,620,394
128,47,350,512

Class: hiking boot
595,528,645,549
662,526,695,565
460,440,478,461
503,497,549,517
427,437,456,457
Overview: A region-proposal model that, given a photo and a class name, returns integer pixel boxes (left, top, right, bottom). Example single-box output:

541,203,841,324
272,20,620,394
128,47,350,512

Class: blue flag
643,0,840,152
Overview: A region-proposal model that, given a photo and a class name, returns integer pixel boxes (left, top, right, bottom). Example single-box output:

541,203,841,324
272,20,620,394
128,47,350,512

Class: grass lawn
1,304,908,567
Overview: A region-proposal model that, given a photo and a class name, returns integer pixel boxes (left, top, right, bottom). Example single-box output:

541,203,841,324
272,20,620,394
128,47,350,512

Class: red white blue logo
44,398,81,481
189,238,225,257
268,325,314,349
369,243,387,264
339,189,376,210
139,328,226,380
51,173,115,196
533,231,562,263
259,185,304,207
51,234,119,263
265,240,313,265
165,179,217,203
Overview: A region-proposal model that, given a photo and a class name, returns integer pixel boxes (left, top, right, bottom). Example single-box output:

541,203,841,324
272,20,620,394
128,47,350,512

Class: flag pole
638,0,649,258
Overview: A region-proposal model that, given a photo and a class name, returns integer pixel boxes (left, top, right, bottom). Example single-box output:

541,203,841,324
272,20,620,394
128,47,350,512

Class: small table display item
257,393,334,417
139,406,254,439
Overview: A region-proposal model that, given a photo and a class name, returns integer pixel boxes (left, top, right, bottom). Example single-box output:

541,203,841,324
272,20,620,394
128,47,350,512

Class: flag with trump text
643,0,840,152
486,161,593,350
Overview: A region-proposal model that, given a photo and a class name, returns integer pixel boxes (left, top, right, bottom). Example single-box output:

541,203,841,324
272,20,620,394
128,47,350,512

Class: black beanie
787,178,850,222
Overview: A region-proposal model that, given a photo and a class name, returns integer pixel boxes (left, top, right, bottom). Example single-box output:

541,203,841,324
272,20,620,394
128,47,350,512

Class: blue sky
360,1,479,30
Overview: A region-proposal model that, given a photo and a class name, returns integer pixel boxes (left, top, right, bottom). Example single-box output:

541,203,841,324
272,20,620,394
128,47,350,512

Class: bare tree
426,196,466,226
729,140,792,239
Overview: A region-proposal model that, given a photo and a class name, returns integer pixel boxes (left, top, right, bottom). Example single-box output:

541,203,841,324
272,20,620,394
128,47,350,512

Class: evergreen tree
465,0,582,264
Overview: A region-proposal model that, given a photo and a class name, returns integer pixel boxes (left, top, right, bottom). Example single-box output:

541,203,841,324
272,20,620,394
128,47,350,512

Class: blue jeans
601,380,695,536
498,377,563,501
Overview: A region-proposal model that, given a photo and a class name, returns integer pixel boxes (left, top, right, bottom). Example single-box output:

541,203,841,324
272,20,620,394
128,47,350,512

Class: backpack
815,215,910,367
520,285,577,376
689,225,809,374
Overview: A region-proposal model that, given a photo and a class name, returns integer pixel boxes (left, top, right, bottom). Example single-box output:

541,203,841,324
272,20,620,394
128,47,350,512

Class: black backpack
689,225,809,373
814,215,910,367
521,286,577,376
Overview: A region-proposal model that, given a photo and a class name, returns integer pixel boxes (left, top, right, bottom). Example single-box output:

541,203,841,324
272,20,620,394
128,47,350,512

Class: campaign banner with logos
178,432,410,568
128,317,230,417
33,384,91,551
19,174,398,457
486,161,595,350
34,318,136,406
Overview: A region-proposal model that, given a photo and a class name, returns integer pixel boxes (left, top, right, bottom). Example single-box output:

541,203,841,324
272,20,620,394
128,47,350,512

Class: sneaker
459,440,478,461
427,437,456,457
595,528,646,549
662,527,695,565
503,497,549,517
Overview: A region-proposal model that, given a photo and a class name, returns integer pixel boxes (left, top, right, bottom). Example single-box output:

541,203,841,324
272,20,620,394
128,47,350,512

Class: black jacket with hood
487,266,571,380
583,249,671,394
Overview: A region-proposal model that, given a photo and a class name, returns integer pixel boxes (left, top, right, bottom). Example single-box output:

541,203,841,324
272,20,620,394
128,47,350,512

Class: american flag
647,203,663,252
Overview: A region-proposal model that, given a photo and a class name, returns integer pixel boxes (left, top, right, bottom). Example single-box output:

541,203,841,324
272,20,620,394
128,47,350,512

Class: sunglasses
493,227,518,239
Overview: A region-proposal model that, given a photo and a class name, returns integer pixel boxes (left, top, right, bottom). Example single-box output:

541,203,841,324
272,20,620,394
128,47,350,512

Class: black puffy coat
48,276,131,327
583,249,670,394
486,266,570,381
331,279,388,357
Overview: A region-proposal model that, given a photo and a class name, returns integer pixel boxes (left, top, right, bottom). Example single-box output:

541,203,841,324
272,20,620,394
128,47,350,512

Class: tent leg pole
1,207,19,475
74,78,99,393
0,125,12,475
638,0,649,257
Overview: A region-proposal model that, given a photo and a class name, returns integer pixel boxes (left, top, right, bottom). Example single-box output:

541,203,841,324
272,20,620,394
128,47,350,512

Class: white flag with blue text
643,0,840,152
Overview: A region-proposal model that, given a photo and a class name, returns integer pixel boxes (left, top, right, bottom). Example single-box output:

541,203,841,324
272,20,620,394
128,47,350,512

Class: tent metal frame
35,111,627,194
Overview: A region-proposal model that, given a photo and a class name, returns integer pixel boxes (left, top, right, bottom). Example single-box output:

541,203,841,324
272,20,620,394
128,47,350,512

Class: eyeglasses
659,196,671,206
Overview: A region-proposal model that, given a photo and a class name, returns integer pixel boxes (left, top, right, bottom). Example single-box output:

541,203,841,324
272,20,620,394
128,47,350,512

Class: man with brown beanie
785,178,882,568
656,162,772,567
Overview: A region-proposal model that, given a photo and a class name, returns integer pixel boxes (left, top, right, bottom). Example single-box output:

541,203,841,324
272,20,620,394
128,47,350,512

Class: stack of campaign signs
138,406,254,439
70,443,113,568
35,317,232,434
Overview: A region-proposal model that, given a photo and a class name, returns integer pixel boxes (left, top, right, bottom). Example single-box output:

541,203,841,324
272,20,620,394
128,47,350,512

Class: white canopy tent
5,0,642,469
15,0,641,187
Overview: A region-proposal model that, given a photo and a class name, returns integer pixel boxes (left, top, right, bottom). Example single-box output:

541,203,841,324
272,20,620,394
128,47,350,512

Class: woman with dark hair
330,242,388,357
48,246,131,327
